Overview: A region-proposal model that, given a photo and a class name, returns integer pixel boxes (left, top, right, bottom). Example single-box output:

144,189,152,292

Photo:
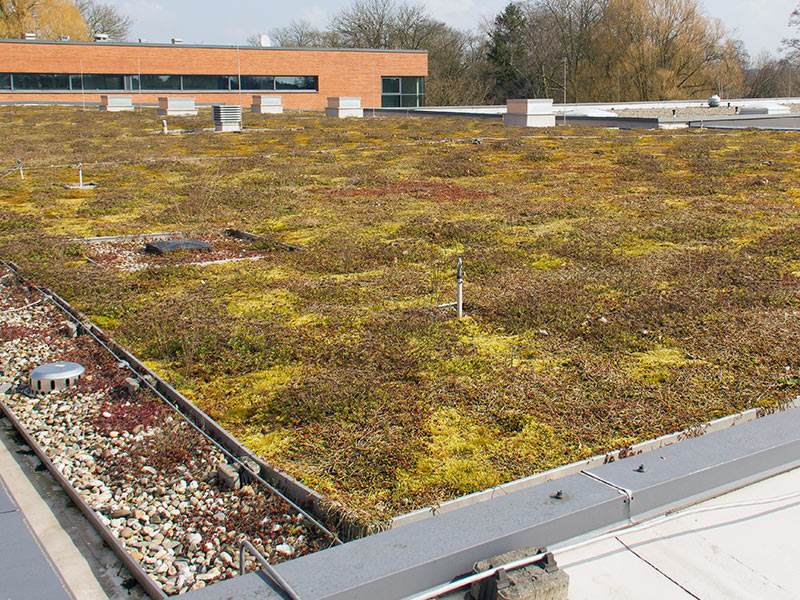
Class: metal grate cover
144,239,212,255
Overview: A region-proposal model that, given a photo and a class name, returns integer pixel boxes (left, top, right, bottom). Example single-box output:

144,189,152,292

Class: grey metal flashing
73,231,197,243
584,405,800,522
393,399,800,527
565,116,661,128
369,107,503,120
0,398,166,600
0,510,75,600
183,406,800,600
184,473,625,600
0,38,427,54
688,115,800,130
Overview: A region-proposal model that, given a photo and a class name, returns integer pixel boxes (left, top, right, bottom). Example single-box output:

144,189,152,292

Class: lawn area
2,106,800,527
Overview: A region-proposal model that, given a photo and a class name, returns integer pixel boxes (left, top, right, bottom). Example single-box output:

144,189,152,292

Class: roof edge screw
551,489,564,499
635,464,647,473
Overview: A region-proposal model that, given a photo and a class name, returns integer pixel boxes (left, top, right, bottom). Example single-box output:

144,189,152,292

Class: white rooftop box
506,99,554,115
327,97,362,109
252,95,283,114
100,95,134,112
325,97,363,118
157,97,197,117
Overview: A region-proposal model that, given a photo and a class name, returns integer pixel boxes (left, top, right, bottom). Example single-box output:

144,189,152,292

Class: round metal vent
30,362,85,394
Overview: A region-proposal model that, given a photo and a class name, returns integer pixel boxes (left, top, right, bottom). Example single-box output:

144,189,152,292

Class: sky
111,0,797,59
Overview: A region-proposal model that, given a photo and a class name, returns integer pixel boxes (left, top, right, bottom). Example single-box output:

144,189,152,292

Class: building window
381,76,424,108
182,75,231,90
275,75,317,90
70,74,124,90
12,73,70,90
233,75,318,91
234,75,274,90
1,72,319,92
138,75,182,90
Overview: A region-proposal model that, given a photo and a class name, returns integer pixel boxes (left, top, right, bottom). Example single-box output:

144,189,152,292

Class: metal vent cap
30,362,85,394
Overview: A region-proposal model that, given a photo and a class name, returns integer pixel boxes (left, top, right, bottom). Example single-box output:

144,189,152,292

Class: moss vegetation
2,106,800,525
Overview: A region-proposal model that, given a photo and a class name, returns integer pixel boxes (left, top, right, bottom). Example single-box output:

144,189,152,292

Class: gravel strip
614,103,800,119
81,234,269,272
0,268,327,595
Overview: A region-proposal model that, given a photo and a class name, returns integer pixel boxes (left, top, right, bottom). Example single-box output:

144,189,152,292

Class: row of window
0,73,318,92
0,72,427,107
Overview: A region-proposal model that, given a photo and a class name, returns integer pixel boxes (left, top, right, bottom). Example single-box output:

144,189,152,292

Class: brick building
0,39,427,110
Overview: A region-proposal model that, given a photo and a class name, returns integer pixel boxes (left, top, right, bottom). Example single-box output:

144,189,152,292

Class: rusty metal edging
0,397,167,600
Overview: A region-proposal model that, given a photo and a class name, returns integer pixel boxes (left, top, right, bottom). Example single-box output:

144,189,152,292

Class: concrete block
124,377,140,394
739,103,790,115
325,96,364,118
217,463,240,490
100,95,134,112
503,114,556,127
470,548,569,600
251,95,283,114
506,99,554,115
64,322,78,338
157,97,197,117
324,107,364,118
327,96,361,109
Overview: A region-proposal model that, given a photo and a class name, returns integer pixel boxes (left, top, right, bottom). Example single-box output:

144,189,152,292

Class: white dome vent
30,362,85,394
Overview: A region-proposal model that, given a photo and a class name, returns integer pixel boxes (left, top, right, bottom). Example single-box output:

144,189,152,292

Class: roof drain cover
30,362,85,394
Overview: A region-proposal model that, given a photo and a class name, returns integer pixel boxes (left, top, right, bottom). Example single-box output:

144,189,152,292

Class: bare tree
268,19,324,47
76,0,132,40
747,53,799,97
783,3,800,63
329,0,402,48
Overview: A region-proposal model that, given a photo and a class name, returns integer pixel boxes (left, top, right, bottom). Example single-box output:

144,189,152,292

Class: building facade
0,40,427,110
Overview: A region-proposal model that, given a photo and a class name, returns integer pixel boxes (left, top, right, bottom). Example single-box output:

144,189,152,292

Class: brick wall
0,41,428,110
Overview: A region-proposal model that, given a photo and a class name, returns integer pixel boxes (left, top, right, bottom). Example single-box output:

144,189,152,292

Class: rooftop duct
30,362,85,394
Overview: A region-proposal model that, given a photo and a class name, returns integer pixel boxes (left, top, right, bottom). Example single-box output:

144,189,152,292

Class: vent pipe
30,362,85,394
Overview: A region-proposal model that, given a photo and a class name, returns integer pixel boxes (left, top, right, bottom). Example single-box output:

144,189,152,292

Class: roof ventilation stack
30,362,86,394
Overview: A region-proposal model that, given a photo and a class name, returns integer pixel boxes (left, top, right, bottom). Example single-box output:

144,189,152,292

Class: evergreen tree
486,3,530,102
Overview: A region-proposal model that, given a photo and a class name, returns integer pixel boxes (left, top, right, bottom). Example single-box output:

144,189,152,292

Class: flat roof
0,38,427,54
559,465,800,599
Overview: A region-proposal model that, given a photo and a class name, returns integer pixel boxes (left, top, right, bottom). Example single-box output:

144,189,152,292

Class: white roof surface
557,466,800,599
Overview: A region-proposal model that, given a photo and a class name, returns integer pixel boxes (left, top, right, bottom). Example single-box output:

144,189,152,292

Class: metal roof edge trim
182,406,800,600
0,39,427,54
